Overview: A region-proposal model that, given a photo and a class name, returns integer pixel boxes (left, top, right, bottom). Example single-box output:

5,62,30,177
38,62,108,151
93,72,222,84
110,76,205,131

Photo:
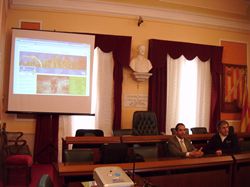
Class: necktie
180,139,187,152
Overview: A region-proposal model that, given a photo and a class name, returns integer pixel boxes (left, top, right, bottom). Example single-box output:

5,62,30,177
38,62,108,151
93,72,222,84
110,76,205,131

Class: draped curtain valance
148,39,223,70
148,39,223,133
95,34,131,66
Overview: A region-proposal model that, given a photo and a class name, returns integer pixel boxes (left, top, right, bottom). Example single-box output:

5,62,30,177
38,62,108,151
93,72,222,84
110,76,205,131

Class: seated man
204,120,240,156
168,123,204,158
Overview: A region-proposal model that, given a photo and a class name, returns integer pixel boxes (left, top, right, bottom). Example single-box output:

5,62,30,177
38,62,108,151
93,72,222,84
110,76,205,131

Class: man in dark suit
168,123,204,157
204,120,240,156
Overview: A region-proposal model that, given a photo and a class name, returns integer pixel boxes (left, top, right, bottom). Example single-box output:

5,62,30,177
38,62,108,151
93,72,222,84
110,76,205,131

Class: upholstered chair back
132,111,159,136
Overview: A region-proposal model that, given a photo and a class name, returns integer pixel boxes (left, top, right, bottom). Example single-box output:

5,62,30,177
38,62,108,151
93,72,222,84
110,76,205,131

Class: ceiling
98,0,250,18
8,0,250,32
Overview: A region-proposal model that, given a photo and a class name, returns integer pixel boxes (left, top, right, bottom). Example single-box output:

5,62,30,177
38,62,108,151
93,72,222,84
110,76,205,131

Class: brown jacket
168,136,196,157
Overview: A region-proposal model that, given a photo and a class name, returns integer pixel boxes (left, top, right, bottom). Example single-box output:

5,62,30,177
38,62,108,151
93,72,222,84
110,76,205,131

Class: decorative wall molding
9,0,250,32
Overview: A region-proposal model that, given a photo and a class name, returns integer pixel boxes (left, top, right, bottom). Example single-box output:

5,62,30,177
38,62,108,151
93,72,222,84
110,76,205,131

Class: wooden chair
1,123,33,187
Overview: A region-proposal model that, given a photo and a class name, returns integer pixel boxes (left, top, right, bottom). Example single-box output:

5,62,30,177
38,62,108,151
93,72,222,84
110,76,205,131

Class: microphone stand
132,156,136,183
126,152,137,185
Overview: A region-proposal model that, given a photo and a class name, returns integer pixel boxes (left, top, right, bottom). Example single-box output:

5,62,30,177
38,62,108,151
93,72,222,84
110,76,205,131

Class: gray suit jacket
168,136,195,157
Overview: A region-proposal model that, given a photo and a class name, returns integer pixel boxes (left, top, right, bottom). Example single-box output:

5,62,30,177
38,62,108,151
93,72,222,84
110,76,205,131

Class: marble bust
129,45,152,73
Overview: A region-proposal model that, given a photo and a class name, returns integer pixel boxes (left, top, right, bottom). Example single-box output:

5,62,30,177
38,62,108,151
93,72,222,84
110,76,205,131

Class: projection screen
7,29,95,114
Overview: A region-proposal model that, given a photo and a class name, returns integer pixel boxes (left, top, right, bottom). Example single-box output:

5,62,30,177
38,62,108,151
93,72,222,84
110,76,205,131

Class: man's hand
215,149,222,156
190,147,204,157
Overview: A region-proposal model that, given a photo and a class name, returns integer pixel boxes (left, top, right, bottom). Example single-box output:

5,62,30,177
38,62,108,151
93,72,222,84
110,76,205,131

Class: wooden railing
62,132,250,150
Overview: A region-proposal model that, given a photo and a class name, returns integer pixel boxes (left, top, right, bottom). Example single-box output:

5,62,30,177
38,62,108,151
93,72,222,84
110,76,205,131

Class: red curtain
148,39,223,133
34,34,131,163
34,114,59,163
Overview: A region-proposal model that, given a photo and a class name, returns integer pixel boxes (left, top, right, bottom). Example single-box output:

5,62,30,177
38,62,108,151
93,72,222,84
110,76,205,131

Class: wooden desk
121,135,168,144
233,152,250,187
120,133,250,146
120,134,213,150
138,156,233,187
175,132,250,142
63,136,120,147
120,134,214,143
62,133,250,149
54,155,233,187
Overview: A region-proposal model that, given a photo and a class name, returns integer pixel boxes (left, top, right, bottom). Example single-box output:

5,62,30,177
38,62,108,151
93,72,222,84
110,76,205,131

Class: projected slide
8,29,95,114
13,37,91,96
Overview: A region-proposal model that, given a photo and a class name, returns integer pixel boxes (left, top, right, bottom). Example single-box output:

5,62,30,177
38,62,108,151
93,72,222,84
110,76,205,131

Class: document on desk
81,181,97,187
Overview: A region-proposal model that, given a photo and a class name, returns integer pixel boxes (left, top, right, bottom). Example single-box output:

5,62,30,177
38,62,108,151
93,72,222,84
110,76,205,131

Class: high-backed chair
113,129,133,136
72,129,104,149
190,127,208,134
171,128,189,135
1,123,33,187
37,174,53,187
75,129,104,137
229,126,235,135
132,111,159,136
63,149,93,163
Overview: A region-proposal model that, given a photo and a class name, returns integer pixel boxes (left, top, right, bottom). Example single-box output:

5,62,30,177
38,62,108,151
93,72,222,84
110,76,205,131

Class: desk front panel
139,164,231,187
233,152,250,187
55,156,233,187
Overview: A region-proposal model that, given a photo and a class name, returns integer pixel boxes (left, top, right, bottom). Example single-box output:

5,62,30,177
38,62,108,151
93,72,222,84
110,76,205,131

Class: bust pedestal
132,72,152,82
